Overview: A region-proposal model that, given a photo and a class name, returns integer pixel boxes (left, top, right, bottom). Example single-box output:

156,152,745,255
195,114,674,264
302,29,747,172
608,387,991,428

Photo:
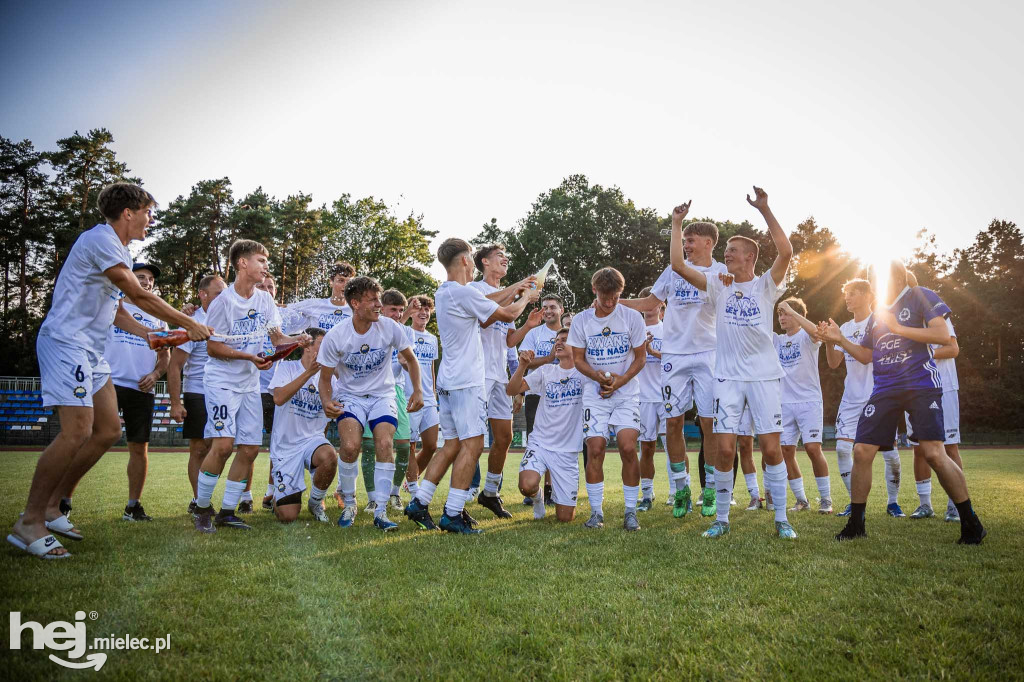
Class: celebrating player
10,183,211,558
284,261,356,332
824,260,985,544
318,276,423,531
192,239,312,533
168,274,227,514
635,288,666,511
567,267,647,531
405,295,440,496
669,188,798,539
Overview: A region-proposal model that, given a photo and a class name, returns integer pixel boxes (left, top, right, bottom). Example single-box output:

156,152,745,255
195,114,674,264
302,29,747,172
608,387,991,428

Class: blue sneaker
836,503,852,517
887,503,906,518
775,521,798,539
702,520,730,538
439,512,483,535
337,506,357,528
403,498,437,530
373,513,398,532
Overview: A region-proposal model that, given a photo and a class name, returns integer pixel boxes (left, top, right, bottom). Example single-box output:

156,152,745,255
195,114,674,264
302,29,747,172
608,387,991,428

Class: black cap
132,262,161,280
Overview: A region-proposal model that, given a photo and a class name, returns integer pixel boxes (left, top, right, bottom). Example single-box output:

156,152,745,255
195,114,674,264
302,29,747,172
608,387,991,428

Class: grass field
2,447,1022,681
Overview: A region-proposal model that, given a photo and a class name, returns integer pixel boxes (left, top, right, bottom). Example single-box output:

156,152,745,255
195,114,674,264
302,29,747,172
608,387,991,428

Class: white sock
623,484,639,511
586,482,604,515
665,457,676,495
744,472,759,499
815,476,831,501
444,488,469,517
339,460,359,507
221,479,246,511
240,491,253,503
789,476,807,503
714,468,734,523
373,462,395,517
640,478,654,500
265,484,274,498
390,484,400,496
765,463,789,523
836,440,854,497
533,488,546,519
916,479,932,507
407,480,419,495
881,448,901,505
197,472,219,509
416,480,437,506
483,471,502,496
310,484,327,504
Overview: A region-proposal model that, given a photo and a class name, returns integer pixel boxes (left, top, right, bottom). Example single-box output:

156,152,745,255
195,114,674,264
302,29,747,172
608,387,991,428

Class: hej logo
9,610,106,670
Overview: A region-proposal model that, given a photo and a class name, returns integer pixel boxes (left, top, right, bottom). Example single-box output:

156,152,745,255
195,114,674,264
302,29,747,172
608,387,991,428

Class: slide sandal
46,515,84,541
6,533,71,559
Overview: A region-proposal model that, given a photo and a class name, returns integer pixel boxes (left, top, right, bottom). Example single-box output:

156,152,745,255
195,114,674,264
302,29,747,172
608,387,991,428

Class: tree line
3,133,1021,432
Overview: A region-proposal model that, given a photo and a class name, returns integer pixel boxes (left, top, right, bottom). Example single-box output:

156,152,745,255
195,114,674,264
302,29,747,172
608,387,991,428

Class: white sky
2,0,1021,279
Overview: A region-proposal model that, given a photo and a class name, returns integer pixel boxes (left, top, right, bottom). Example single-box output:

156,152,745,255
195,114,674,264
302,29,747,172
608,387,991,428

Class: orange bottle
147,330,191,350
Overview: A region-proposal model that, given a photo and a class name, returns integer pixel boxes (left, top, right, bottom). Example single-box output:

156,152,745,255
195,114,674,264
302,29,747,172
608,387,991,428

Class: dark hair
437,238,472,269
198,274,223,291
97,182,156,222
381,288,407,307
306,327,327,340
540,293,564,307
228,239,270,270
591,267,626,294
329,262,356,279
556,327,570,336
473,244,505,273
842,278,872,296
345,276,383,303
639,286,652,298
682,221,720,246
782,297,807,316
412,294,434,309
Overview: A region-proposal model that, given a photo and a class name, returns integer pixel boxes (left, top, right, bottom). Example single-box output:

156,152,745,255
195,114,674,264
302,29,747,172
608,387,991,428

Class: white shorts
835,398,865,441
270,436,332,501
519,446,580,507
781,401,823,446
907,390,960,445
485,379,513,420
204,386,264,445
712,379,783,435
662,350,715,418
735,405,755,437
439,386,488,441
37,335,111,408
582,396,641,442
638,401,667,442
338,393,397,431
408,404,440,440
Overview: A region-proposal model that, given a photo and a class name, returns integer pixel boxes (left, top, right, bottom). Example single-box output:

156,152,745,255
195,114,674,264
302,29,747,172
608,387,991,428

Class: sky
2,0,1021,280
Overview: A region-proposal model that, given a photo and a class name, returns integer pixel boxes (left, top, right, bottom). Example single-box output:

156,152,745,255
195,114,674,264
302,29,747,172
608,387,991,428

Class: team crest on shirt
864,404,875,417
663,363,672,372
335,309,343,315
898,308,911,322
132,312,144,322
851,331,861,340
601,327,611,337
724,290,761,321
214,420,225,431
306,384,317,395
246,309,258,319
360,344,370,354
72,386,87,399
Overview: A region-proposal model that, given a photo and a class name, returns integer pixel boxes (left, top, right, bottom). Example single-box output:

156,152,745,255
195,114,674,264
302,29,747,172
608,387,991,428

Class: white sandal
46,515,84,541
6,533,72,559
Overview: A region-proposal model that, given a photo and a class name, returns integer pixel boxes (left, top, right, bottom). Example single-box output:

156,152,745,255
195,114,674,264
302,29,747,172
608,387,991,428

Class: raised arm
874,311,951,347
669,201,707,291
778,300,821,340
484,288,539,327
619,294,665,313
824,336,845,369
506,308,542,347
507,350,534,396
819,319,872,365
273,362,322,406
484,276,537,306
105,264,211,341
747,187,792,287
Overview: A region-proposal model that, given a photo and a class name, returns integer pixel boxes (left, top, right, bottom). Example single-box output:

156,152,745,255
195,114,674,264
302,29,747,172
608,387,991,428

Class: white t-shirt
774,329,822,403
106,302,166,392
837,317,874,404
525,363,584,452
652,261,728,355
317,316,411,398
519,324,561,396
203,283,283,393
933,318,958,392
284,298,351,333
434,281,500,390
268,360,334,454
179,307,210,394
39,223,132,357
566,305,647,400
704,271,785,381
468,280,515,382
638,322,664,403
403,327,438,406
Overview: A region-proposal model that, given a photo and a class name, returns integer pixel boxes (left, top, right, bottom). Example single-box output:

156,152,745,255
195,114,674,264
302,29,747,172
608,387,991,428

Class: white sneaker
307,499,330,523
364,500,377,513
533,489,546,520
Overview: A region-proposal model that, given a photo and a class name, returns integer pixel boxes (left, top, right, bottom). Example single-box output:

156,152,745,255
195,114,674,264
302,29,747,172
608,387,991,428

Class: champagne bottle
259,342,300,363
533,258,555,289
147,330,190,350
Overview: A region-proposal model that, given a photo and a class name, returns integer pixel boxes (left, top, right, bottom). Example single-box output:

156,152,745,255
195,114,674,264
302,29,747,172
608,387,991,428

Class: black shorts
525,394,540,437
262,392,275,434
182,392,207,440
114,384,155,444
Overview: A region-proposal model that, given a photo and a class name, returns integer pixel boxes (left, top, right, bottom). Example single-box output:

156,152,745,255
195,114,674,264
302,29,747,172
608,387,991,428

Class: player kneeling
507,329,583,523
268,328,338,523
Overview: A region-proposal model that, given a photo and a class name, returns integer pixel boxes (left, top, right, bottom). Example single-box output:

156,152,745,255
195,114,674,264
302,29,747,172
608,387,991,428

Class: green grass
2,448,1022,680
